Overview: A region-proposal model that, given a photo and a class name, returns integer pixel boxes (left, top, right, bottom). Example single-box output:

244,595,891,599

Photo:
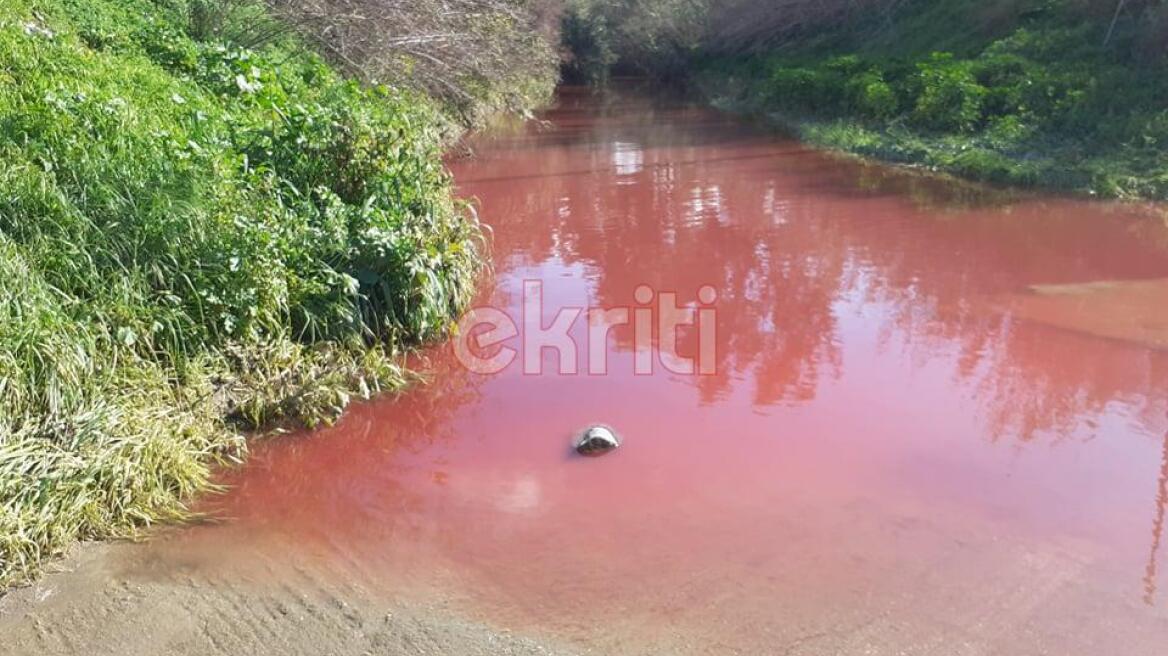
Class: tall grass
0,0,486,585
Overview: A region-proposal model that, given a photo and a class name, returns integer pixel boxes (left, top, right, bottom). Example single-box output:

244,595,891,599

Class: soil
0,542,580,656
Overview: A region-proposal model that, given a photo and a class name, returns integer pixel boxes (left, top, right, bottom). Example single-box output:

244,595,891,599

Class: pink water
171,87,1168,653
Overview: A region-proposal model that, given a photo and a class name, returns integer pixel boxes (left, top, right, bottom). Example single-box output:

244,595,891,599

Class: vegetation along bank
561,0,1168,199
0,0,556,586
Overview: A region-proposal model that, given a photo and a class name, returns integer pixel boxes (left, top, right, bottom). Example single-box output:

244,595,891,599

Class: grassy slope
0,0,489,585
695,0,1168,199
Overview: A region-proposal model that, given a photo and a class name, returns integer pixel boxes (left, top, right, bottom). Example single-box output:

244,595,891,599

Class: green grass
0,0,486,585
695,1,1168,199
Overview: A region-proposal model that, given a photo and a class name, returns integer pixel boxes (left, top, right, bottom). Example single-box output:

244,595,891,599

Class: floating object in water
574,425,621,456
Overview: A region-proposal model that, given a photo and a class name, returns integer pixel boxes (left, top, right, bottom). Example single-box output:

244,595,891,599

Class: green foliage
561,4,618,84
559,0,710,82
766,55,900,121
698,0,1168,199
768,66,837,109
846,71,898,120
0,0,484,585
911,53,987,132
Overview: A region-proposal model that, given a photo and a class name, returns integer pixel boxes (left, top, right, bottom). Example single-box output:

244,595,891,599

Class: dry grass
270,0,560,123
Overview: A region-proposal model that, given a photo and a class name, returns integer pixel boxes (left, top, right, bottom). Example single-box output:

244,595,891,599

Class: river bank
690,48,1168,201
563,0,1168,200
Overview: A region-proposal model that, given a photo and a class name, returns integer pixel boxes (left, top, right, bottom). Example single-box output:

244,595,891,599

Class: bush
559,0,713,81
1141,110,1168,149
561,4,618,84
769,66,841,110
911,52,988,132
0,0,483,585
846,71,899,119
768,55,891,116
972,51,1032,118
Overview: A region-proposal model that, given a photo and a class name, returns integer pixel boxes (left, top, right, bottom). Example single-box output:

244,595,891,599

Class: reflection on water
159,87,1168,654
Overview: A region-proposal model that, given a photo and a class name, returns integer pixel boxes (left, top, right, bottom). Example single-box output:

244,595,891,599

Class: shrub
1140,110,1168,149
0,0,484,585
973,51,1032,119
559,0,710,82
769,66,841,110
911,52,988,132
561,4,618,84
846,71,899,119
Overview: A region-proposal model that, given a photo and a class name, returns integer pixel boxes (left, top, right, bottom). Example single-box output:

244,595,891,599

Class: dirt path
0,542,580,656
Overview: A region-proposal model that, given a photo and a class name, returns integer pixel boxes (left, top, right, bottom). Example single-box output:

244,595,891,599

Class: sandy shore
0,541,580,656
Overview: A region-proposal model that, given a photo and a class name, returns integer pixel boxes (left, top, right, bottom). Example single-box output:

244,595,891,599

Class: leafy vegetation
560,0,710,83
0,0,500,585
703,8,1168,199
562,0,1168,199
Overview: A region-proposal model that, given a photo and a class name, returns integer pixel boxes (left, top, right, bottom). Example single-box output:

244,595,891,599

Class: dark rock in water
574,425,621,456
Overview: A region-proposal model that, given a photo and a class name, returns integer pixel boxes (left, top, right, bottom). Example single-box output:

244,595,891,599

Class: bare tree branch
267,0,560,123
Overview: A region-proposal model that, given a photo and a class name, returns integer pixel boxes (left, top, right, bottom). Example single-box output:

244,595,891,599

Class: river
5,86,1168,655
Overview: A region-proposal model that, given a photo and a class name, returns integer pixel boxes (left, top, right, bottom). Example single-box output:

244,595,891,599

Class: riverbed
3,86,1168,655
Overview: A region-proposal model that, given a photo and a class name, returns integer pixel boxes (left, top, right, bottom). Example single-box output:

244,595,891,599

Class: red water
175,88,1168,653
